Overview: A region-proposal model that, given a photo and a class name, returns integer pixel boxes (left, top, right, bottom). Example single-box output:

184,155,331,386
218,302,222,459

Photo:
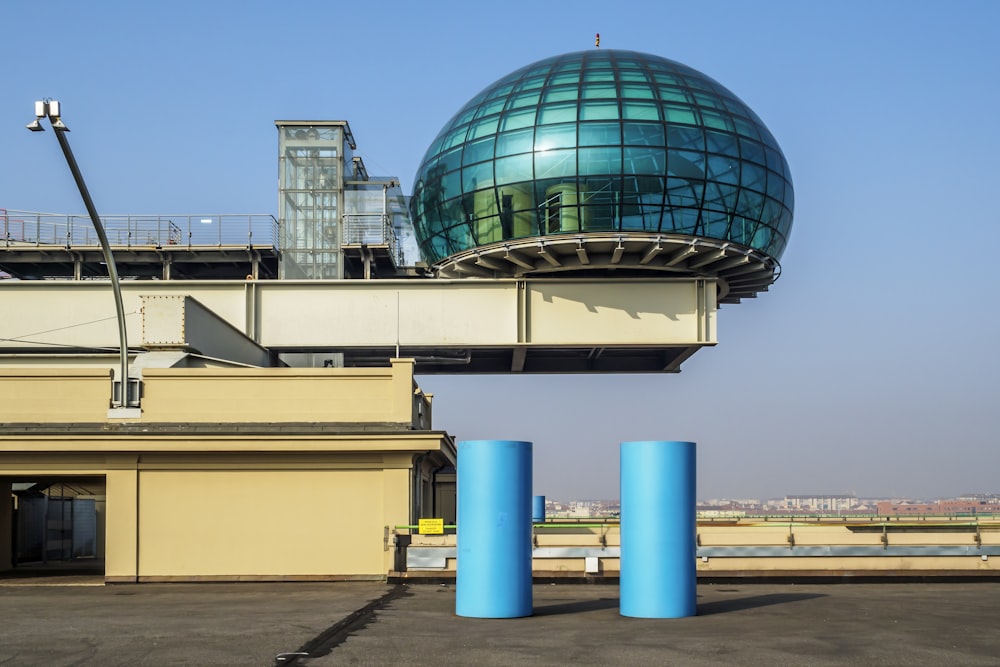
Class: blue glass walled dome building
410,49,793,302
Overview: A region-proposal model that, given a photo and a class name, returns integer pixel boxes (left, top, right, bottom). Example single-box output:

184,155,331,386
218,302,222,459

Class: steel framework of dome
410,49,793,302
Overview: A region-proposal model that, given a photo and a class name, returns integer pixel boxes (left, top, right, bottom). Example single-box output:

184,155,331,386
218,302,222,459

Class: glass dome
410,49,793,298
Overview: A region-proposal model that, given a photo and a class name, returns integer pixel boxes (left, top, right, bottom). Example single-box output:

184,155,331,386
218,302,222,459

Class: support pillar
0,481,12,571
620,440,696,618
532,495,546,523
456,440,532,618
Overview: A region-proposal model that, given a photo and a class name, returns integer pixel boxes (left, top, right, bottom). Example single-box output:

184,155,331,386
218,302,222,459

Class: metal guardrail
2,210,278,249
342,213,401,265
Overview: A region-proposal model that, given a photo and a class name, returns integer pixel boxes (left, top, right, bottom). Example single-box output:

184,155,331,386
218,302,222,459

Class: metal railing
2,210,279,250
342,213,401,265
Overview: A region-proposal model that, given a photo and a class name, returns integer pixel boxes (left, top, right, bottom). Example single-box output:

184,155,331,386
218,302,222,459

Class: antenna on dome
595,33,601,48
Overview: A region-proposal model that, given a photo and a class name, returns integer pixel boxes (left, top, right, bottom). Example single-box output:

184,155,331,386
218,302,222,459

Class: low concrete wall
399,518,1000,578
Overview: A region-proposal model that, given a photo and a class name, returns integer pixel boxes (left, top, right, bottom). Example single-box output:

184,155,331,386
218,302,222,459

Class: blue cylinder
620,440,697,618
456,440,533,618
532,495,546,523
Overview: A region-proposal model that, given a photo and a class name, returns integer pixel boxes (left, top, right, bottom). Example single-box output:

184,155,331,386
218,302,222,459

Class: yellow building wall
0,369,111,422
105,465,138,581
140,364,414,424
138,469,385,578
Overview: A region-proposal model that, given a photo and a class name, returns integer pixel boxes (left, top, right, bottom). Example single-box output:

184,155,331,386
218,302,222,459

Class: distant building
877,498,1000,516
782,494,857,512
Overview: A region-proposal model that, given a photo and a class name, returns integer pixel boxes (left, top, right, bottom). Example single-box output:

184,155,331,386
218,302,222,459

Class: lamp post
27,99,136,409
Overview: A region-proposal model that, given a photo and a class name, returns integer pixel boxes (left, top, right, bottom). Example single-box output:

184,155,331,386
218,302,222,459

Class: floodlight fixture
25,99,136,410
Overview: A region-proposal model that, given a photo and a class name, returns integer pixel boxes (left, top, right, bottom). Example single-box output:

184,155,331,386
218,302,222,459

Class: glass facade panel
411,49,793,265
535,149,577,179
538,103,578,125
496,129,534,157
535,123,576,150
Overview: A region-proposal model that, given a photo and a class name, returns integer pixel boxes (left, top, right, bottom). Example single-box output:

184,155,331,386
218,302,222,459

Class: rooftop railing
342,213,402,266
1,210,279,250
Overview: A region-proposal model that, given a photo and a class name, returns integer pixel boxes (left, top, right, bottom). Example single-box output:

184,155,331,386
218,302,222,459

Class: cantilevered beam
504,249,535,270
662,244,697,267
537,243,562,267
639,239,663,265
610,242,625,265
474,254,507,272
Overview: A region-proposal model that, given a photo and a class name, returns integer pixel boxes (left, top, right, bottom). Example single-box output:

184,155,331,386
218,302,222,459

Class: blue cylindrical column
620,440,696,618
532,495,546,523
456,440,533,618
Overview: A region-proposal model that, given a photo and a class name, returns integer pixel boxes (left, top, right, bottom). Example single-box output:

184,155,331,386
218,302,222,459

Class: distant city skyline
2,1,998,500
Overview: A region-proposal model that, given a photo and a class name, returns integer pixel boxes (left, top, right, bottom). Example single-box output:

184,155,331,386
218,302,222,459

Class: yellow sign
418,518,444,535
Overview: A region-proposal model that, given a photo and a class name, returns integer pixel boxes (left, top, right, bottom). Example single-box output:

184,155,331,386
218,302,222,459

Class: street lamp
27,99,138,410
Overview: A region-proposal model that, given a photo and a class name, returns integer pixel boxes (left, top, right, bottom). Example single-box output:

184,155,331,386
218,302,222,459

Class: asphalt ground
1,580,999,666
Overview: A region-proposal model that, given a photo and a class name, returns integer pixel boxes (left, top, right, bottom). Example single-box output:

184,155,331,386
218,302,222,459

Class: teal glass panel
701,210,731,237
439,170,462,198
543,86,579,103
535,149,577,178
705,130,739,157
474,98,506,119
700,109,733,131
579,147,622,175
463,162,494,190
494,154,533,185
658,87,691,104
739,138,765,165
534,123,576,150
500,108,537,131
740,163,767,192
463,137,495,166
583,69,614,82
623,102,660,121
581,83,618,99
663,105,698,125
508,91,541,109
667,125,704,151
624,147,666,175
618,70,649,83
580,101,620,120
469,117,500,140
667,150,705,180
538,103,577,125
693,92,724,109
667,178,704,208
442,127,469,151
667,207,700,234
486,83,515,100
706,154,739,184
735,189,764,218
703,182,739,211
765,170,785,201
549,71,580,85
579,122,621,146
733,117,761,139
434,147,463,173
450,107,478,129
623,122,665,146
764,146,784,175
652,72,684,86
496,129,534,157
514,75,547,91
621,83,655,99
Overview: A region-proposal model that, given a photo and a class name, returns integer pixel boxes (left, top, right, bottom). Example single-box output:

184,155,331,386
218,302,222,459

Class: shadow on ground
697,592,826,615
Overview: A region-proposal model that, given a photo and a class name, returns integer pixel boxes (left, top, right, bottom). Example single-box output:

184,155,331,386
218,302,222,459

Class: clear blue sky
2,1,999,501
